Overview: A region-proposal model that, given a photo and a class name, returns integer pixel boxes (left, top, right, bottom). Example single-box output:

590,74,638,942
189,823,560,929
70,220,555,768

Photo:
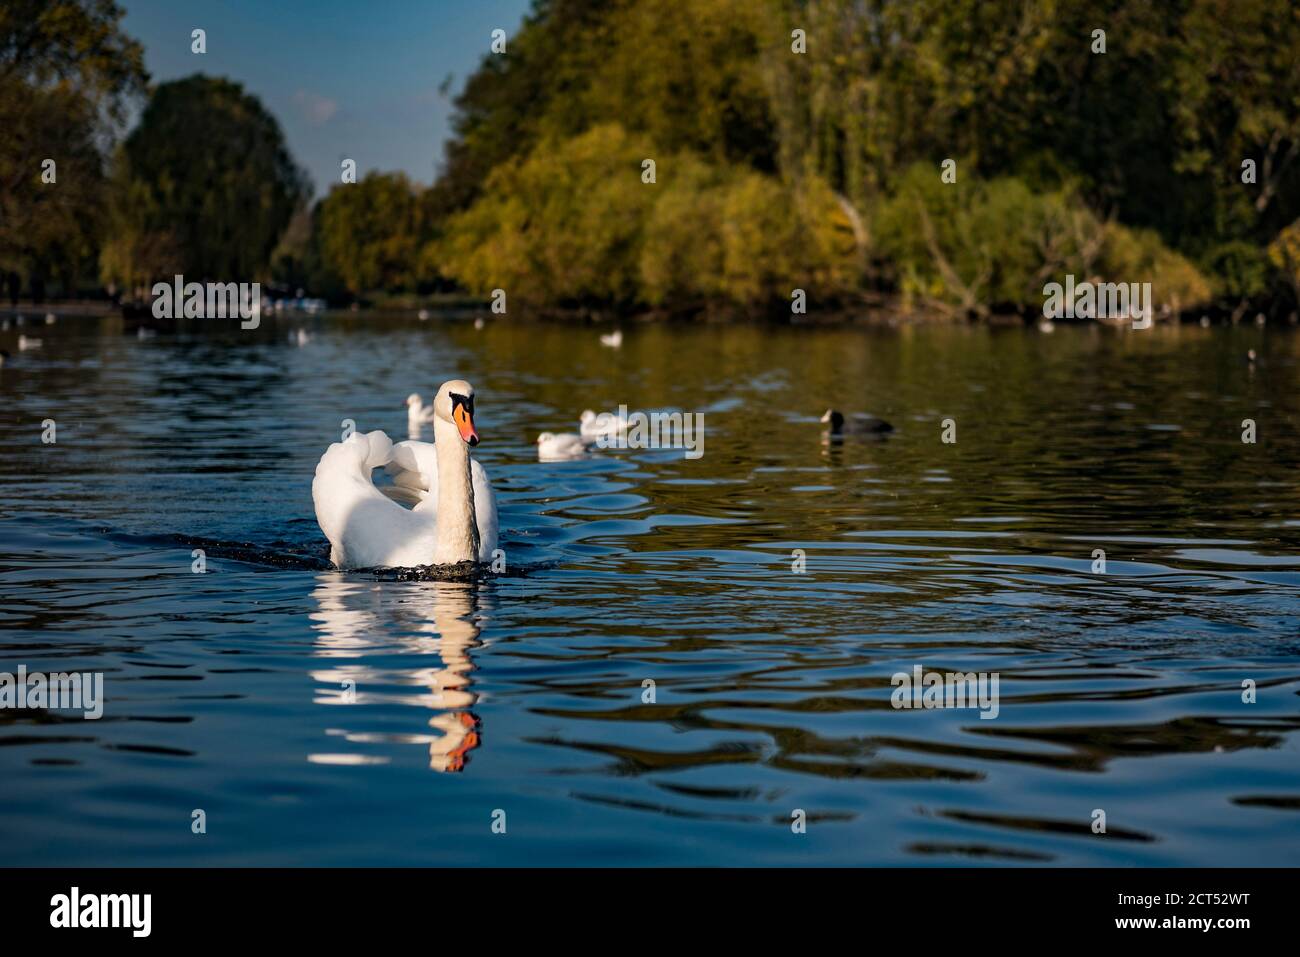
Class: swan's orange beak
453,403,479,446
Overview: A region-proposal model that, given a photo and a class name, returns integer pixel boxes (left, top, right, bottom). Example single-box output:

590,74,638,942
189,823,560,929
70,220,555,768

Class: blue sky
120,0,533,197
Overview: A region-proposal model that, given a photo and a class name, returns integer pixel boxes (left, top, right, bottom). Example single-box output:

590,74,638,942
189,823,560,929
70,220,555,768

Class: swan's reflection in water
308,574,488,771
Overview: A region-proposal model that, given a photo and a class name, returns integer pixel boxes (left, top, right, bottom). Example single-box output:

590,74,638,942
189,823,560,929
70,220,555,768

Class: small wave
102,525,559,579
103,527,334,571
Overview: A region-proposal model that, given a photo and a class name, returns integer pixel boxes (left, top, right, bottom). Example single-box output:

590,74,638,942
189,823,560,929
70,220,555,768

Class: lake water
2,312,1298,866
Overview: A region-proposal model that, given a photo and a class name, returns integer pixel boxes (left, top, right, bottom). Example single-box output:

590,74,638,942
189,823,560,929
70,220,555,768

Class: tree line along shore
2,0,1299,323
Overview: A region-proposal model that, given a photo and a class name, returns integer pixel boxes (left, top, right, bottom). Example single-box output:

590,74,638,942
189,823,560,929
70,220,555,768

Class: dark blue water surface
1,312,1298,865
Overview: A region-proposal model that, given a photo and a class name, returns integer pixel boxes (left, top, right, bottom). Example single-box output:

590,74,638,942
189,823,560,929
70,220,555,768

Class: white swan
579,408,628,440
599,329,622,348
313,380,498,567
405,392,436,430
536,432,588,460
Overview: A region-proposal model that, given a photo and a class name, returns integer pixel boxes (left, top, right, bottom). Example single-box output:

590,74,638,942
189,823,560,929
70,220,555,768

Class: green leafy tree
876,164,1211,316
574,0,775,168
427,0,1296,312
1168,0,1300,297
1266,220,1300,307
436,123,858,308
313,172,426,296
428,0,616,218
436,125,658,305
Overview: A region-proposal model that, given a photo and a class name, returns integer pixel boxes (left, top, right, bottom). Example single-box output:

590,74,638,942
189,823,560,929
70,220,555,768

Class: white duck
405,392,437,430
579,408,628,440
313,380,498,567
536,432,588,460
599,329,622,348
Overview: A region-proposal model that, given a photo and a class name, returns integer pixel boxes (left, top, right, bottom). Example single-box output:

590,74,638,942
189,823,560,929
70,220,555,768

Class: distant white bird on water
45,313,56,325
600,329,622,348
406,393,437,430
579,408,628,440
18,335,42,350
474,317,485,330
536,432,588,461
418,309,430,321
290,327,310,346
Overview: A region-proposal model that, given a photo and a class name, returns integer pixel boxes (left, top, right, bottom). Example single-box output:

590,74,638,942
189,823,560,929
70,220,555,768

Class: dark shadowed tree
102,75,310,287
0,0,146,294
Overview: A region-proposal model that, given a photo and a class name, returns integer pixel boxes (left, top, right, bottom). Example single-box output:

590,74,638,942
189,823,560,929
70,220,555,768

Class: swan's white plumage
312,429,497,568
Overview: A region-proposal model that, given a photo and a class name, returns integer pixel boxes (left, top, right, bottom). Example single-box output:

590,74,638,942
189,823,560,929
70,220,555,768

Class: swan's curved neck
432,416,480,564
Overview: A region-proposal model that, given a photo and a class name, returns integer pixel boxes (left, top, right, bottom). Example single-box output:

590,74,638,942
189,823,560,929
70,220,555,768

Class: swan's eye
449,392,474,415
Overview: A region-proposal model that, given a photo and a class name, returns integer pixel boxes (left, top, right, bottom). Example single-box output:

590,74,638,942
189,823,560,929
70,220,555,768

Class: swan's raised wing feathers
387,439,438,491
311,430,439,568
